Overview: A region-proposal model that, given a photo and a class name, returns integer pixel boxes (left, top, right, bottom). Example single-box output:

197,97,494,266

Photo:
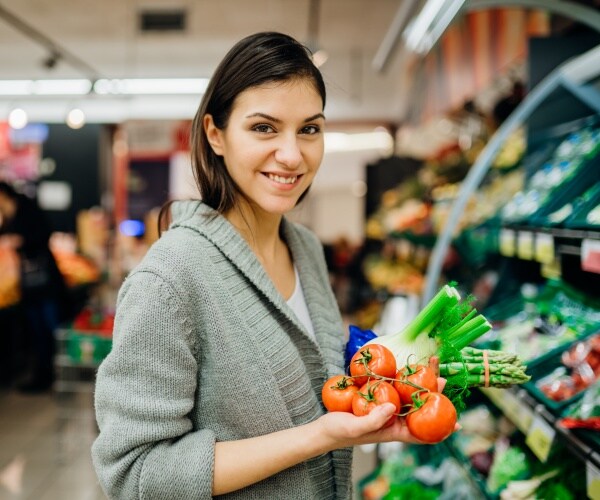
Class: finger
389,419,427,444
361,403,396,431
429,355,440,376
437,377,446,392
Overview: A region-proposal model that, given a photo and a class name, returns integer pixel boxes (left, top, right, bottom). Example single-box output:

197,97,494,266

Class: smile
265,173,300,185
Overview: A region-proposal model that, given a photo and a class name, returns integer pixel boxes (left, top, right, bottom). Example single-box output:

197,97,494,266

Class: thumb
368,403,396,427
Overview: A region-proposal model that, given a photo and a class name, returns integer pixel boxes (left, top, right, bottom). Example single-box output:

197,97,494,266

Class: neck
225,203,284,264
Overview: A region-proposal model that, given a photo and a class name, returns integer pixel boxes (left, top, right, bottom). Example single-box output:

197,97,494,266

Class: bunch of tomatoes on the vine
321,344,457,443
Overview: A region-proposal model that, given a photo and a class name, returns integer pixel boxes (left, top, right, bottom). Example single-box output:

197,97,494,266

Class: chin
259,199,300,216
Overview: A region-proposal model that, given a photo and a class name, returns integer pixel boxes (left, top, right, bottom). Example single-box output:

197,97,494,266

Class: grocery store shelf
481,386,600,470
423,44,600,302
442,438,493,500
505,225,600,243
55,353,101,369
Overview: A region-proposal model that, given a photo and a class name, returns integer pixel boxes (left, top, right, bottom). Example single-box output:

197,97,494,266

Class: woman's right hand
317,403,424,449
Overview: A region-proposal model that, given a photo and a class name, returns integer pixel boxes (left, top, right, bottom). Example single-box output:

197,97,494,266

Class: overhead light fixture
66,107,86,129
0,80,31,95
34,79,92,95
0,78,207,97
93,78,209,95
403,0,466,55
8,108,28,129
0,79,92,96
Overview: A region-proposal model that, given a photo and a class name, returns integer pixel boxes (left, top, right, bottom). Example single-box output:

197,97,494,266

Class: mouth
263,173,302,185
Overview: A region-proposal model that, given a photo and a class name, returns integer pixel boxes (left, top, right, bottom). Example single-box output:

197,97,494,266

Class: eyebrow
245,112,326,123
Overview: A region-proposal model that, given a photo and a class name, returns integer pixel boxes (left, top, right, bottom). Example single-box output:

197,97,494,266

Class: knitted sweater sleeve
92,270,214,499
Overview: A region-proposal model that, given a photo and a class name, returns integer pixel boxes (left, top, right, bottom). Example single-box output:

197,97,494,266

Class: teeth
267,173,297,184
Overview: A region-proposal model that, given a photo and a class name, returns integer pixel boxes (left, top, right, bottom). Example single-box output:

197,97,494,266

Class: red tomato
406,392,457,443
349,344,397,386
393,364,438,406
352,380,400,427
321,375,359,413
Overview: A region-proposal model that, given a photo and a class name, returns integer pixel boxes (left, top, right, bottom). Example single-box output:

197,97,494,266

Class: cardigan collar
170,200,327,351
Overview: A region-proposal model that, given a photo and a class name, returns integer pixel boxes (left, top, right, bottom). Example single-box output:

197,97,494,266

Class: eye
252,124,275,134
300,125,321,135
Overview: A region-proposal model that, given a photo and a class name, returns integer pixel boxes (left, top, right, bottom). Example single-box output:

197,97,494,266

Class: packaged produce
500,126,600,225
482,280,600,363
561,377,600,430
536,332,600,403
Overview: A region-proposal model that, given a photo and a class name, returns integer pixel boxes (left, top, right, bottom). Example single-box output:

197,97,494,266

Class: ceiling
0,0,417,124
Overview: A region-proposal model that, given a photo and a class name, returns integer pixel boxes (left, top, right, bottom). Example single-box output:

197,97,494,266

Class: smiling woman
91,32,427,500
204,79,325,219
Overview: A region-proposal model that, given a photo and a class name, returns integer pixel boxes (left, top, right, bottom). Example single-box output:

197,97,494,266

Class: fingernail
456,423,463,431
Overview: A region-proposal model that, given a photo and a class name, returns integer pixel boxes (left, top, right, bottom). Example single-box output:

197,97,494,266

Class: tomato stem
331,376,353,390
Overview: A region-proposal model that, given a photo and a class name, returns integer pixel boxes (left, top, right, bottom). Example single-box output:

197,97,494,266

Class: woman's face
205,78,325,217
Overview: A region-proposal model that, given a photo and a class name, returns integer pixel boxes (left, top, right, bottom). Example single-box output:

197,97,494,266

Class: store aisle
0,388,377,500
0,390,105,500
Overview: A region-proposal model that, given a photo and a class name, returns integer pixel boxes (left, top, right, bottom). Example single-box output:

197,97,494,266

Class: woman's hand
317,403,425,448
317,356,456,450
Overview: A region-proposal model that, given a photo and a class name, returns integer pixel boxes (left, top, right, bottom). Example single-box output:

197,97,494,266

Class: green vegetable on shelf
487,445,531,493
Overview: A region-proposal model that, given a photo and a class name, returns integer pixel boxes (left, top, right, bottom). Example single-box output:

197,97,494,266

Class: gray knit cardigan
92,200,352,499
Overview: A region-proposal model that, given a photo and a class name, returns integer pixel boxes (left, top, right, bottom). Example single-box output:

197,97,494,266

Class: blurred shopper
92,32,444,500
0,181,65,393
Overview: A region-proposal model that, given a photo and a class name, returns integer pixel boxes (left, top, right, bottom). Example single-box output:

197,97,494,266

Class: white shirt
286,265,316,342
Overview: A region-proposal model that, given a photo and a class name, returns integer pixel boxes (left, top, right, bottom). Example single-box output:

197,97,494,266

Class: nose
274,134,303,169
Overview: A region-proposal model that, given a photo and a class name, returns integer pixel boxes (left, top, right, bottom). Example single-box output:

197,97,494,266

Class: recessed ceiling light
8,108,28,129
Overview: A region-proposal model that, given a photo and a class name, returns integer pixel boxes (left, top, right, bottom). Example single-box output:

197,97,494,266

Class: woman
92,32,437,499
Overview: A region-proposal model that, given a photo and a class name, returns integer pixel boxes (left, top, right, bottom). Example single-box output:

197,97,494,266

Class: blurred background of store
1,0,600,499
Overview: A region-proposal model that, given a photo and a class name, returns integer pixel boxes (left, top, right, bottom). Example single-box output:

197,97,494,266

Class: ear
203,114,225,156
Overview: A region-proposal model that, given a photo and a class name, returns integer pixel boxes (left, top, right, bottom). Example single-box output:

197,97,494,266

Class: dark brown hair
159,31,326,233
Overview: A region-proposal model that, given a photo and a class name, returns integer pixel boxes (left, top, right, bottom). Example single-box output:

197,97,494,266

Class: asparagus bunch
440,347,530,388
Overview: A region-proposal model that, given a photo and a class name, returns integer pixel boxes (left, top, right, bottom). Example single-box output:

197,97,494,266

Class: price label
587,462,600,500
500,229,515,257
526,414,555,462
480,387,500,405
481,388,533,434
518,405,534,432
535,233,554,264
582,239,600,274
502,391,532,433
501,391,520,421
517,231,534,260
541,258,561,279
